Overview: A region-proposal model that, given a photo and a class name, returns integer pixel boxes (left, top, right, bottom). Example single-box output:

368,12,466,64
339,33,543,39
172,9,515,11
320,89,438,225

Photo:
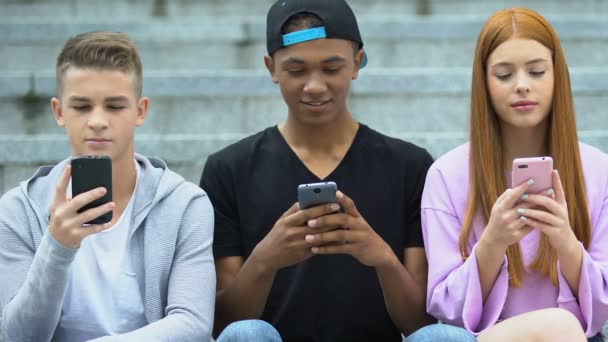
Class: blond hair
56,31,143,97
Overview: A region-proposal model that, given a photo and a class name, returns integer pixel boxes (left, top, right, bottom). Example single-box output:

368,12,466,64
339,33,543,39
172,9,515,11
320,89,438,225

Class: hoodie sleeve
91,188,216,342
555,179,608,337
422,167,509,334
0,189,78,342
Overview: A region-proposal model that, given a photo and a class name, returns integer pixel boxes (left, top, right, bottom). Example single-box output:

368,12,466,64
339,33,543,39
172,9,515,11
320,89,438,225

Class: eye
107,105,125,111
72,105,91,111
287,69,306,76
495,74,512,81
324,67,341,75
530,70,546,77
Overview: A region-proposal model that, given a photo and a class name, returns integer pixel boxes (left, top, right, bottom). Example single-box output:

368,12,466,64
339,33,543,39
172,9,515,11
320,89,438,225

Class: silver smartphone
297,181,338,209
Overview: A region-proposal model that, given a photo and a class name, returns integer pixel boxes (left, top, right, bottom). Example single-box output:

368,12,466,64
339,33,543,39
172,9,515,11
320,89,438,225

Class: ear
352,49,364,81
135,96,150,127
51,97,65,127
264,55,279,84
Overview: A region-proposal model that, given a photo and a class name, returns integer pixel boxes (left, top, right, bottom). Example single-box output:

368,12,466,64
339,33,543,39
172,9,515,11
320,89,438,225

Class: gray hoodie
0,154,215,341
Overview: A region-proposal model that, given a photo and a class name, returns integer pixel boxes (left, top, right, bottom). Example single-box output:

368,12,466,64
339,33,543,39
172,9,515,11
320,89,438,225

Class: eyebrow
322,56,346,64
68,96,90,102
281,56,347,66
282,57,306,66
491,58,549,68
105,96,129,102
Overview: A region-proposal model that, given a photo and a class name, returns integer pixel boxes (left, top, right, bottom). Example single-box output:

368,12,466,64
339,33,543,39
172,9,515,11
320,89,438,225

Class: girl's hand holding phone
479,180,539,251
518,170,579,255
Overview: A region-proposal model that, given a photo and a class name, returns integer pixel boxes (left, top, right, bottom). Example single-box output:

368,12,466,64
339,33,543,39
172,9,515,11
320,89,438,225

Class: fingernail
108,203,115,208
98,188,106,194
521,194,529,200
547,188,554,196
517,208,526,214
311,247,320,253
336,191,344,199
527,179,535,185
520,216,528,221
330,204,340,211
555,169,559,176
308,219,317,227
305,235,315,242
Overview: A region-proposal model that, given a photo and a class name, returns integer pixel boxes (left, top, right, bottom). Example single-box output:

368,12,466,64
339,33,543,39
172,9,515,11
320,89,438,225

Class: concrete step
2,0,607,18
1,131,607,195
1,18,607,71
1,68,608,135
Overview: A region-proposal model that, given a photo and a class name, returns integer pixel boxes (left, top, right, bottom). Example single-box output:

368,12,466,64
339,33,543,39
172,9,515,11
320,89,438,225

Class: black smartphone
71,156,113,225
297,181,338,210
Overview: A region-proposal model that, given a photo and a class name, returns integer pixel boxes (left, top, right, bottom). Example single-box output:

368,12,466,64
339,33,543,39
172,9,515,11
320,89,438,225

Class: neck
501,120,549,171
279,113,359,153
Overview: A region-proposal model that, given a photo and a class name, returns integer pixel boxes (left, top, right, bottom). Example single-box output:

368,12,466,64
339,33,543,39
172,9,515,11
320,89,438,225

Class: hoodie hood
20,153,185,233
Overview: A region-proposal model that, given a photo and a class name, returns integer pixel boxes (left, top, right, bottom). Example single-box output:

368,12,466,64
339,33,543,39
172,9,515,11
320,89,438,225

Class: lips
302,100,331,106
300,99,332,113
86,138,112,143
85,138,112,148
511,100,538,112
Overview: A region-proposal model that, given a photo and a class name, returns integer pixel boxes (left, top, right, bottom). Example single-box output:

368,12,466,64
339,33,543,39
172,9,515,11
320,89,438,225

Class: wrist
477,235,508,257
248,248,278,276
375,244,400,271
557,236,582,260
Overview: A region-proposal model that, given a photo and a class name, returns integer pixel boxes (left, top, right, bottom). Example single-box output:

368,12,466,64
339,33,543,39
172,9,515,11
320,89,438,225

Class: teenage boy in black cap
202,0,434,340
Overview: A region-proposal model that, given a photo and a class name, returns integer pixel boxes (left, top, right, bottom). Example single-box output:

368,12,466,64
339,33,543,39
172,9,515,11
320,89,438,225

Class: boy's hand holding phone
251,201,341,273
48,165,115,249
303,191,396,269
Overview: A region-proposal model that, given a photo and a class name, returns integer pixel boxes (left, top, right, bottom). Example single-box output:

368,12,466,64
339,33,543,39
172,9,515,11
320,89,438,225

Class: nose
87,107,109,131
303,72,328,96
515,73,531,94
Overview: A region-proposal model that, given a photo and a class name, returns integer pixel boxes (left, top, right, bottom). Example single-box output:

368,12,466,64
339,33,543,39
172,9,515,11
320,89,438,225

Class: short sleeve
199,154,242,257
405,150,434,248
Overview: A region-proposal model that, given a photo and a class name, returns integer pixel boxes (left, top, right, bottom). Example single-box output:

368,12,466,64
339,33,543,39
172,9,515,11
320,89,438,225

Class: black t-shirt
200,124,433,342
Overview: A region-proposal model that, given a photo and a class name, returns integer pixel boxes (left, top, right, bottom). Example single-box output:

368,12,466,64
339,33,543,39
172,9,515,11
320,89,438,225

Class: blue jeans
216,319,282,342
406,324,476,342
588,334,604,342
406,323,604,342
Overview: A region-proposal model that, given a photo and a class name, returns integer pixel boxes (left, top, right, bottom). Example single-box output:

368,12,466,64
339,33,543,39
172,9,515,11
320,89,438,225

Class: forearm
3,232,76,341
214,255,277,337
475,238,508,302
557,240,583,297
376,251,432,335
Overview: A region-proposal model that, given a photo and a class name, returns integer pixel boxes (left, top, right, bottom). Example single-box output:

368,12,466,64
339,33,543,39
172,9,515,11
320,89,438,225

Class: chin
506,118,547,130
303,115,339,127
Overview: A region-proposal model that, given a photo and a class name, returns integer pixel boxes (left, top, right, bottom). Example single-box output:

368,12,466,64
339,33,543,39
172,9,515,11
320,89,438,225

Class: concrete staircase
1,0,607,196
1,2,608,340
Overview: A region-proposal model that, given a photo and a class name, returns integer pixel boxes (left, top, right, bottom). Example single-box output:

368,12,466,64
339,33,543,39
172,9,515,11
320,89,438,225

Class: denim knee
216,319,282,342
406,323,476,342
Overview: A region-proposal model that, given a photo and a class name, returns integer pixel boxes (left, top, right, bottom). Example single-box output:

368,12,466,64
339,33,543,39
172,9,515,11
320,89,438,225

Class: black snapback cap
266,0,367,68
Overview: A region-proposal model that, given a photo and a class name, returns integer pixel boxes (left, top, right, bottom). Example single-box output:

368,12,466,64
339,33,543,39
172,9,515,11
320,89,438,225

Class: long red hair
460,7,591,286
